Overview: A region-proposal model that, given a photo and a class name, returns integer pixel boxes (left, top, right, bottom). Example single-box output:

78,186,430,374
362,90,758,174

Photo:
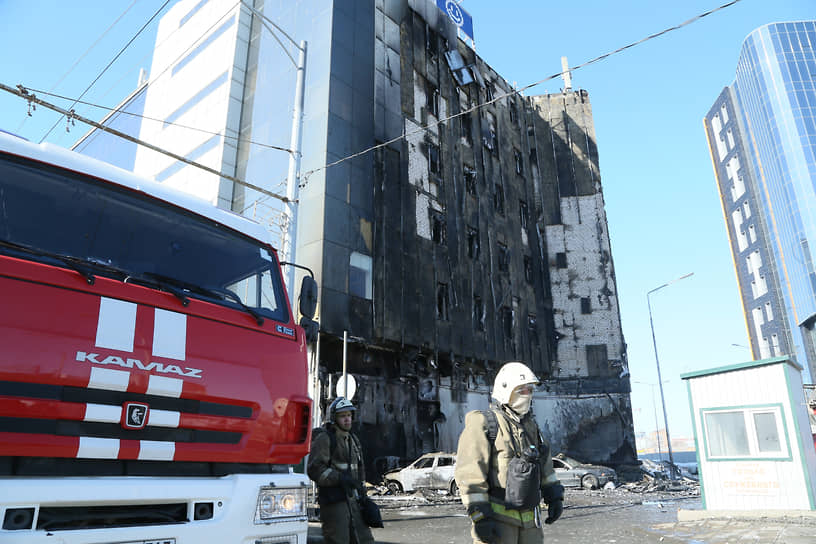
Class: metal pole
283,40,307,302
342,331,348,398
647,272,693,480
651,385,663,461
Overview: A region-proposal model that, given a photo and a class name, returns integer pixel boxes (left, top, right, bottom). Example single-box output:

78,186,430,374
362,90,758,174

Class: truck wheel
450,481,460,497
386,481,402,495
582,474,599,490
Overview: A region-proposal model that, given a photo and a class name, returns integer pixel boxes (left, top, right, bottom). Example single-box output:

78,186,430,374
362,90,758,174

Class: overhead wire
39,0,173,144
299,0,744,186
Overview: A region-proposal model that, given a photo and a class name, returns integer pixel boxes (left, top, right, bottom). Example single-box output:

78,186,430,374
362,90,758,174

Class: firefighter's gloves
542,483,565,525
339,471,357,493
467,503,496,543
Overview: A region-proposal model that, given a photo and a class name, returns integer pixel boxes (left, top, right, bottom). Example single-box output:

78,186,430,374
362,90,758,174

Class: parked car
383,452,458,495
551,453,617,489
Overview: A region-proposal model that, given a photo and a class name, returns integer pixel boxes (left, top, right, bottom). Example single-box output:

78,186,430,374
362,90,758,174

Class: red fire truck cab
0,131,315,543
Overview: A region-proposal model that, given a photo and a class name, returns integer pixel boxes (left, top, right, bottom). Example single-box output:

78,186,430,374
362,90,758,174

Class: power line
28,87,293,154
39,0,173,144
300,0,743,185
2,83,291,205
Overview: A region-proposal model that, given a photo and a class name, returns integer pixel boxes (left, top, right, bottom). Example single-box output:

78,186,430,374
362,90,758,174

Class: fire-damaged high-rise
78,0,637,476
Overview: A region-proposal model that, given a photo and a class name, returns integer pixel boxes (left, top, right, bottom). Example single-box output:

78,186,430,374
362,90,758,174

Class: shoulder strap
480,409,499,444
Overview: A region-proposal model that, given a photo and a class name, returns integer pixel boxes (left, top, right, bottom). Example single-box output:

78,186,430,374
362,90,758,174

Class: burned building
92,0,636,475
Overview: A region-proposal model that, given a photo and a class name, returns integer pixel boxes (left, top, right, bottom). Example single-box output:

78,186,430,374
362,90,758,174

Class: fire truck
0,131,317,543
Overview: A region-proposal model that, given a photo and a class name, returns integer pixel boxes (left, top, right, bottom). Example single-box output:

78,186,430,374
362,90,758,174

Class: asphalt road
308,488,816,543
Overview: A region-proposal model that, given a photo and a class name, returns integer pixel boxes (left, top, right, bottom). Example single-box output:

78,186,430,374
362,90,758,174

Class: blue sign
436,0,474,41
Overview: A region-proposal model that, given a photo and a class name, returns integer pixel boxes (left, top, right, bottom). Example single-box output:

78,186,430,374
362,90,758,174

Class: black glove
544,499,563,524
467,503,495,543
339,471,356,493
542,483,565,525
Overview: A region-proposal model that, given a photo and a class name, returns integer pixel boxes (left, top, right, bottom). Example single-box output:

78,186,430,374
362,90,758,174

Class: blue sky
0,0,813,443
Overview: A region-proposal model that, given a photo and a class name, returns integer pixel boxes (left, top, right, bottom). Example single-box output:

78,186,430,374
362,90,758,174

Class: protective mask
508,389,533,415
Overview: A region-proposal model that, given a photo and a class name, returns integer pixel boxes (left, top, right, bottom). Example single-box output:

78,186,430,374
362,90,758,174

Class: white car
383,452,458,495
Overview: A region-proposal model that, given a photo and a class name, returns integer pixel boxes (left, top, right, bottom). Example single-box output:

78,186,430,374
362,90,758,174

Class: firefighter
455,362,565,544
307,397,373,544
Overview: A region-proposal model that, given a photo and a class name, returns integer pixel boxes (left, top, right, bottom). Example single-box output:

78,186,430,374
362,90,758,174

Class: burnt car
551,453,617,489
383,452,458,495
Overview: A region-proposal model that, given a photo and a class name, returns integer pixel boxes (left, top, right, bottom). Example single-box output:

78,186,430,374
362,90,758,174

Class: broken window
426,25,439,61
524,255,533,283
349,252,373,299
461,112,473,145
427,81,440,118
464,166,477,195
437,283,449,321
428,143,441,176
514,148,524,176
528,314,538,345
467,226,480,259
581,297,591,314
431,212,446,244
555,252,567,269
501,305,514,339
446,50,475,86
529,147,538,165
494,184,504,215
473,295,485,331
483,112,497,151
485,83,495,101
519,201,528,229
497,242,510,272
509,100,519,125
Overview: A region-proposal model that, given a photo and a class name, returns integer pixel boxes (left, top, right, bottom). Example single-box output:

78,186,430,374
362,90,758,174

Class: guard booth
682,357,816,511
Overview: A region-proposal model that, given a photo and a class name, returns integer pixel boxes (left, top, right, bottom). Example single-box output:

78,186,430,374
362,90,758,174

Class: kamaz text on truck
0,131,318,544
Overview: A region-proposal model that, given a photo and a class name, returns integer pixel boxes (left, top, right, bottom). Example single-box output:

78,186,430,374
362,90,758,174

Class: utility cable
29,87,292,154
39,0,173,143
3,83,290,204
300,0,743,186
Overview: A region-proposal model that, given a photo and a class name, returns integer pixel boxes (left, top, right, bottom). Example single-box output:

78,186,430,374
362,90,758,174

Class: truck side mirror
299,275,318,320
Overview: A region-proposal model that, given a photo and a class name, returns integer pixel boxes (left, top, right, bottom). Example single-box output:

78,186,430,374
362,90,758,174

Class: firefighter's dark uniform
455,405,563,544
308,424,373,544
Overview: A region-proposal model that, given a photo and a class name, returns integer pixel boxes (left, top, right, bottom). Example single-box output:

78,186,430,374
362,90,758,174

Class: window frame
700,403,792,462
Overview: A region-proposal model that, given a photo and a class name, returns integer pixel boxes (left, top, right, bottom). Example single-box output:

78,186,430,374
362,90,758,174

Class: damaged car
383,452,458,495
551,453,617,489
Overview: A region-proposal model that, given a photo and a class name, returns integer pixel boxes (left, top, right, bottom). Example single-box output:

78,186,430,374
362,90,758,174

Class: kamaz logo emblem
76,351,203,378
123,402,149,429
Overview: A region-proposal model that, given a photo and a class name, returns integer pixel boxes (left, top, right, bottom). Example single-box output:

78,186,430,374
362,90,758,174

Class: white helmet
491,362,540,405
328,397,356,421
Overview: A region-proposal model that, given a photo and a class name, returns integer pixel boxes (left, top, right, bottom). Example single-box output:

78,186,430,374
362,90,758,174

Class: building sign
722,463,781,496
436,0,474,41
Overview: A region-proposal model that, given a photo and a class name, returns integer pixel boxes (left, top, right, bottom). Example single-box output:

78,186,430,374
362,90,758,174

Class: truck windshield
0,153,289,323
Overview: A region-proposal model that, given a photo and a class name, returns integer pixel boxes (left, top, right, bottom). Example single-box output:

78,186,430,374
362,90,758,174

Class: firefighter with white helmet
455,362,564,543
307,397,374,544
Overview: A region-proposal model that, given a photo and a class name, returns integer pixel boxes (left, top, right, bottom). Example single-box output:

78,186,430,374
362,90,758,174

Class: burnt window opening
426,25,439,61
437,283,449,321
555,252,567,269
494,184,505,215
485,83,495,101
431,212,446,244
501,305,514,339
473,295,485,331
519,201,528,229
529,147,538,165
509,100,519,125
497,242,510,272
464,166,477,195
514,149,524,176
580,297,591,314
467,226,480,259
524,255,533,283
586,344,609,376
484,112,497,151
427,82,440,118
461,112,473,145
528,314,538,345
428,143,441,176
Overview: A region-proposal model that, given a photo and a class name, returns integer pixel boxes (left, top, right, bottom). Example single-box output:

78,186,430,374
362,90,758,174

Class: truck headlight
254,486,307,524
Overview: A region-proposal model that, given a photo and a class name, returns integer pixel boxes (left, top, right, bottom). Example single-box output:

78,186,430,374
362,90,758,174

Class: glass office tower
705,21,816,381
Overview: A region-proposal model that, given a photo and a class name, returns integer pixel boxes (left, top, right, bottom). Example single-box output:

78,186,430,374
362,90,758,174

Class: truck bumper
0,472,310,544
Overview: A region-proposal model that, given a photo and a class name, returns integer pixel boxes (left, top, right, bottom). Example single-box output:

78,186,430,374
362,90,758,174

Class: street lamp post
647,272,693,479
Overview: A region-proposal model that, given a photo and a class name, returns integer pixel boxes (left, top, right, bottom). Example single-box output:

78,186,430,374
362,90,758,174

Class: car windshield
0,154,288,322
